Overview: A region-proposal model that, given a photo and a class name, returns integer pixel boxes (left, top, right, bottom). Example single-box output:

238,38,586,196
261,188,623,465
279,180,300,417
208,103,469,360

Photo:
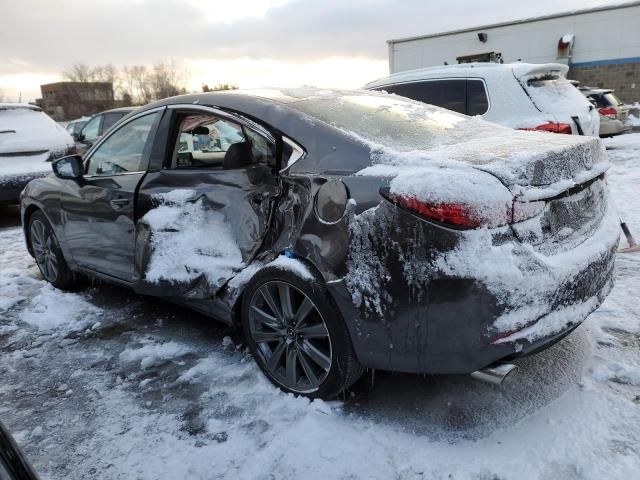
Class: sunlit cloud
187,56,388,90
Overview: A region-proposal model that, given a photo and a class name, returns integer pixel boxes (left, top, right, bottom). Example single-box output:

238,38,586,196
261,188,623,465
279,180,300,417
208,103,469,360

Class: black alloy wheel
28,211,82,290
242,266,363,399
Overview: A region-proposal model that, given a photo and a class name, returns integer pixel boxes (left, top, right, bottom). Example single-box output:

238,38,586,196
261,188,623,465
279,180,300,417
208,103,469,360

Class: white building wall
390,3,640,73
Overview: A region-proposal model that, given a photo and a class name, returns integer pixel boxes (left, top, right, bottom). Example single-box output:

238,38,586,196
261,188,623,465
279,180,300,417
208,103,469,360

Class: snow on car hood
0,107,73,154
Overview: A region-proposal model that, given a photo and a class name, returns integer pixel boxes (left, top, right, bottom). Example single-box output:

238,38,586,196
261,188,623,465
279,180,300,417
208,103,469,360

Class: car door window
86,112,159,176
81,115,101,143
466,79,489,116
381,80,467,114
172,113,269,169
101,112,125,134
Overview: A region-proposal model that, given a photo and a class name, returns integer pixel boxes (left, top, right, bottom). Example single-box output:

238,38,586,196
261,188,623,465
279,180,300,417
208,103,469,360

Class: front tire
241,265,363,399
28,211,82,290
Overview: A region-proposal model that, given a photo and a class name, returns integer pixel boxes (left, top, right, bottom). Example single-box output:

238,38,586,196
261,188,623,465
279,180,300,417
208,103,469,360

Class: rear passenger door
133,106,281,299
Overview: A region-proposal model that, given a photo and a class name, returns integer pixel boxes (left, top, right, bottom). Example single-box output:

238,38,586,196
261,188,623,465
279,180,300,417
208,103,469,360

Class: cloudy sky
0,0,621,101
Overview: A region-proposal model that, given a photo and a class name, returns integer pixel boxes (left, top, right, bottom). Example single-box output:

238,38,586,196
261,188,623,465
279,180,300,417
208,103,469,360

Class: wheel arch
229,252,327,329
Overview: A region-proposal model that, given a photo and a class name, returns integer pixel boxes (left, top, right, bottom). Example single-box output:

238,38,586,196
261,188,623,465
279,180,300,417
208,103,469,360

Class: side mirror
52,155,84,180
76,132,85,143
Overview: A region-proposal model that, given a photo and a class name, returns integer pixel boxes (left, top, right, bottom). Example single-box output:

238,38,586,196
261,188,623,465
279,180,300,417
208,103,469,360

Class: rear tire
28,211,83,291
241,265,363,399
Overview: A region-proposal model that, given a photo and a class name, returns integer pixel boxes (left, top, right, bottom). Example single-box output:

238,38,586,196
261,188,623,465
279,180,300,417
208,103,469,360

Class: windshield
291,93,468,152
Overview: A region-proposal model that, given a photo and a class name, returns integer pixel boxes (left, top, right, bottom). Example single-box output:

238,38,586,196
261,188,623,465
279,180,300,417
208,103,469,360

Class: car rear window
102,112,125,133
523,76,591,114
291,93,469,152
381,80,467,114
466,79,489,116
603,93,623,107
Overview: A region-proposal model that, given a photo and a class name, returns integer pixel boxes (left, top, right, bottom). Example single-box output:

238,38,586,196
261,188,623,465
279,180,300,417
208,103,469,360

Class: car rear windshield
603,93,623,107
523,76,590,114
290,93,469,152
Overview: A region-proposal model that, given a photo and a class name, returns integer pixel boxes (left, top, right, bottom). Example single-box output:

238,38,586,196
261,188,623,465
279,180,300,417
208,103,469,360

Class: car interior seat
223,142,253,169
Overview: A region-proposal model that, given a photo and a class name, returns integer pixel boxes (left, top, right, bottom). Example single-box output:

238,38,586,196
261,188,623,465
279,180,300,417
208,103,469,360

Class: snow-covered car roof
0,103,42,112
365,62,569,89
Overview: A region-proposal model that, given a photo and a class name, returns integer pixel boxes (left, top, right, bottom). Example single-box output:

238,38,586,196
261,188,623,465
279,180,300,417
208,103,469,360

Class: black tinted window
102,112,125,133
381,80,467,114
467,79,489,115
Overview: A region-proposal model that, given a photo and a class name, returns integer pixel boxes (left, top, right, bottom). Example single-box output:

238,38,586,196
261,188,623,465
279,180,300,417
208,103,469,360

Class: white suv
365,62,599,137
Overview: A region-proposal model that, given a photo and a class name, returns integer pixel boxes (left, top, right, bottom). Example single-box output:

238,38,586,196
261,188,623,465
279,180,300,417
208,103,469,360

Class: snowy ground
1,136,640,480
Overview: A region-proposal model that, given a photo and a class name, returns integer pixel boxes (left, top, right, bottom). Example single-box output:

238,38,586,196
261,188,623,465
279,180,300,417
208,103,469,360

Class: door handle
110,197,130,209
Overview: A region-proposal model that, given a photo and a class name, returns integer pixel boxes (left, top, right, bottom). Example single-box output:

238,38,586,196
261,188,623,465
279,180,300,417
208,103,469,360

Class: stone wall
568,61,640,103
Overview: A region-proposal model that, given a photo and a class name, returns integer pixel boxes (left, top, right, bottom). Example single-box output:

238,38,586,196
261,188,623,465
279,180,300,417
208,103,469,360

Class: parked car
0,103,75,205
75,107,136,155
365,62,600,136
20,89,618,398
579,87,632,137
64,116,90,139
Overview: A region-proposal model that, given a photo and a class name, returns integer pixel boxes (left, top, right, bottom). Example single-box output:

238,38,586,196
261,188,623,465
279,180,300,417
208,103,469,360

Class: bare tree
202,83,239,92
150,61,185,100
61,61,187,105
62,63,95,82
121,65,153,105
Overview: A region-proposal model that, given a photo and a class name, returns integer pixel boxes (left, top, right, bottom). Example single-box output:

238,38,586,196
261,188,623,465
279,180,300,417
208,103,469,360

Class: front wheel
241,265,363,399
28,211,83,290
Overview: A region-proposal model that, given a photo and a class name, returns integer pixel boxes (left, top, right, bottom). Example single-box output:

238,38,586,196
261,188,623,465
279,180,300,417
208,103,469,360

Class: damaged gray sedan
20,89,619,398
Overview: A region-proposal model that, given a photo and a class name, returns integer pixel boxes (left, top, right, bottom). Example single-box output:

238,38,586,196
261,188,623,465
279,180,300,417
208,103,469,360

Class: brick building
386,1,640,103
38,82,115,121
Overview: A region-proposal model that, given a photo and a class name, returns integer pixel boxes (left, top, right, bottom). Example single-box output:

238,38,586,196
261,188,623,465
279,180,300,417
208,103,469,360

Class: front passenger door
60,110,162,281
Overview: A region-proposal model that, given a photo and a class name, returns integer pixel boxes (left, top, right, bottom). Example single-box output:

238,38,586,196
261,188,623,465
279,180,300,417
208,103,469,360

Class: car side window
101,112,124,134
380,80,467,114
81,115,101,143
86,112,159,176
466,79,489,116
171,113,272,170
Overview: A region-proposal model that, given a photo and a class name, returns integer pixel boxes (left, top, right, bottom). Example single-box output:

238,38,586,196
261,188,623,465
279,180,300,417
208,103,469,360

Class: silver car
580,87,632,137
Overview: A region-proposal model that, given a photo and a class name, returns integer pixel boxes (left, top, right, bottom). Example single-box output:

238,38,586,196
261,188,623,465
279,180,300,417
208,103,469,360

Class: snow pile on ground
142,189,244,286
0,227,43,312
120,340,195,370
20,284,102,332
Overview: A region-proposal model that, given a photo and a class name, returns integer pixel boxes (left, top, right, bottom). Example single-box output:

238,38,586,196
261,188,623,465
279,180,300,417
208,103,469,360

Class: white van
365,63,599,137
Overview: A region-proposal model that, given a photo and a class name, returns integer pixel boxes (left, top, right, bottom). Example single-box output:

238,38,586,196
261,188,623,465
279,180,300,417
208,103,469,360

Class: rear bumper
335,197,619,375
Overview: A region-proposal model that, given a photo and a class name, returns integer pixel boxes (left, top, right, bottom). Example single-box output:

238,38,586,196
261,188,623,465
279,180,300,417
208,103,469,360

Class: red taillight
599,107,617,119
392,195,482,228
383,192,545,230
519,123,572,134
